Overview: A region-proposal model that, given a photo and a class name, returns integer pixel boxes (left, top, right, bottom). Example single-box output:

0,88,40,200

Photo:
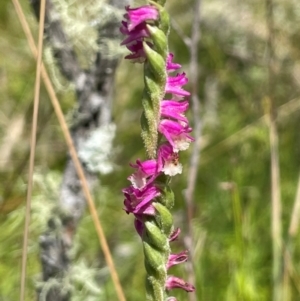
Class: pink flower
121,22,150,46
165,73,190,97
160,100,189,123
157,143,182,176
158,120,194,152
128,159,159,190
167,250,189,269
166,276,195,292
123,185,160,215
125,41,147,62
166,53,181,72
120,6,158,62
169,228,181,242
124,5,159,32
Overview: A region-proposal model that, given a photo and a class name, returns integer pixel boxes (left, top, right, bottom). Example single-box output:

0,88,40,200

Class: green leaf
144,220,168,250
153,202,173,237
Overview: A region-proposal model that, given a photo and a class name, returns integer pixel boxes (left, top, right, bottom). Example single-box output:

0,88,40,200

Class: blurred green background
1,0,300,300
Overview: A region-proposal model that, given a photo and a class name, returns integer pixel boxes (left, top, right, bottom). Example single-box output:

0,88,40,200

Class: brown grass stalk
19,0,46,300
12,1,126,300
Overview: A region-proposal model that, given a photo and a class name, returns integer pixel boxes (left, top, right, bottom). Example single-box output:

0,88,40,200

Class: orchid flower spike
120,1,195,300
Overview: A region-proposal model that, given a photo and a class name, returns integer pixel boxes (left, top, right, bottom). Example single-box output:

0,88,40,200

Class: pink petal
128,159,159,190
123,185,160,215
166,53,181,72
166,276,195,292
165,73,190,97
124,40,147,62
169,228,181,242
159,120,193,152
167,250,189,269
121,23,150,46
157,143,182,176
125,5,159,31
160,100,189,123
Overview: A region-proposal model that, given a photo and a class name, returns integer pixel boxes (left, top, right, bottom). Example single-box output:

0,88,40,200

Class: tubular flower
121,1,195,300
165,73,190,97
124,5,159,31
128,159,159,190
158,119,194,153
124,41,148,62
120,5,159,62
169,228,181,242
120,22,150,46
123,185,160,215
166,276,195,293
157,143,182,176
166,53,181,72
160,100,189,123
167,251,189,269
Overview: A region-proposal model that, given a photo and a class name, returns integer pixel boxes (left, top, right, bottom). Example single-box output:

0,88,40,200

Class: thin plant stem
231,184,243,257
171,19,191,48
288,172,300,238
19,0,46,300
186,0,201,227
12,1,126,300
183,0,201,300
266,0,283,299
283,172,300,300
283,246,300,295
268,101,282,301
231,183,246,298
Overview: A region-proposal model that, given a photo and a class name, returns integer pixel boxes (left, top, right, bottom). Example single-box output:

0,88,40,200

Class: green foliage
1,0,300,300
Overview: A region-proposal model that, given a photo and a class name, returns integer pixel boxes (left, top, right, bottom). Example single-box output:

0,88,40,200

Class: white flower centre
173,134,191,152
129,170,147,189
163,161,183,176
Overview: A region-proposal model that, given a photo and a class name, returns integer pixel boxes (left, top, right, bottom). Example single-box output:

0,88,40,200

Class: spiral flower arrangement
120,1,195,300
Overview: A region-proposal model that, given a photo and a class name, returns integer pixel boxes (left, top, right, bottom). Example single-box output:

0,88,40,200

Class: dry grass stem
19,0,46,300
